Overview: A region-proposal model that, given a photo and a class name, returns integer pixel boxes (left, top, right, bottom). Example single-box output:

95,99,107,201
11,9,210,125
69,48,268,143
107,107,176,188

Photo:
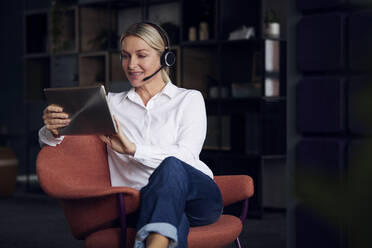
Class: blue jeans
134,157,223,248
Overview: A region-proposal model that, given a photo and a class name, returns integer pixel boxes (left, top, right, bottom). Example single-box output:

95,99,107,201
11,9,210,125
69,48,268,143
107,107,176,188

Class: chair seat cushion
84,215,242,248
188,215,243,248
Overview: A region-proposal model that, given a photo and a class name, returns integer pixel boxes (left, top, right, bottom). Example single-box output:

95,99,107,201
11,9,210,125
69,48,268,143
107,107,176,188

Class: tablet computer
44,84,117,135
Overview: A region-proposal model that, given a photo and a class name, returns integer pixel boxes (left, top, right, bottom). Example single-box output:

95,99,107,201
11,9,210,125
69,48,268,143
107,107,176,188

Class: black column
293,0,372,248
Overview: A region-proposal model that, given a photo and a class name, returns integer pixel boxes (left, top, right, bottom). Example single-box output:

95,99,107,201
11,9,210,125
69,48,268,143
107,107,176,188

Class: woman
39,22,223,248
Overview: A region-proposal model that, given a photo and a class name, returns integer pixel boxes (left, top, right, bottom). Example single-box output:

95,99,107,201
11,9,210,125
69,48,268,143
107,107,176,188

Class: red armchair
36,135,254,248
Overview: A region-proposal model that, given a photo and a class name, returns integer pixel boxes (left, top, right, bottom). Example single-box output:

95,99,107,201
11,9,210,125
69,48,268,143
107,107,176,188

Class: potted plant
264,9,280,39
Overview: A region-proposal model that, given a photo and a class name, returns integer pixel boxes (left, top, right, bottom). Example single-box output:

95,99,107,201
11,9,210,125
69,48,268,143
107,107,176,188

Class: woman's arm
38,104,70,147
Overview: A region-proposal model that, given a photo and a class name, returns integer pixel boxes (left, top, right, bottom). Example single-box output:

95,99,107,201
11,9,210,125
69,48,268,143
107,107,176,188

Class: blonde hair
120,22,171,83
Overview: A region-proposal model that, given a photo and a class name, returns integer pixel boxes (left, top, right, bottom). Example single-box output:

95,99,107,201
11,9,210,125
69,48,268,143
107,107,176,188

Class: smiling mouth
128,71,143,78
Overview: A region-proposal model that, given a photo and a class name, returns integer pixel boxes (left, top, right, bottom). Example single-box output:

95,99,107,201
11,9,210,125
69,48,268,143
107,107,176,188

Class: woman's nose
128,57,137,69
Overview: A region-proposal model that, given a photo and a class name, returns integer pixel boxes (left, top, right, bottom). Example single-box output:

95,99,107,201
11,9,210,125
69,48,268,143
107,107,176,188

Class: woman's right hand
42,104,71,137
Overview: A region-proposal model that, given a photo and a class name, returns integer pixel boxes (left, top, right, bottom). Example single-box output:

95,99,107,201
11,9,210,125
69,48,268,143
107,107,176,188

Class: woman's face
121,35,162,87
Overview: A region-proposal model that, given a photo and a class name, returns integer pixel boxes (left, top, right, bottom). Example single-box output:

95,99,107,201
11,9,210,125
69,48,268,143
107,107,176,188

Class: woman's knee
144,156,189,196
162,156,182,165
157,156,183,171
150,156,187,180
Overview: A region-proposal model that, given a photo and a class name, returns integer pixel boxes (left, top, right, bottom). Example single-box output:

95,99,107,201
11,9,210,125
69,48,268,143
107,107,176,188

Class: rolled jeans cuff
134,222,178,248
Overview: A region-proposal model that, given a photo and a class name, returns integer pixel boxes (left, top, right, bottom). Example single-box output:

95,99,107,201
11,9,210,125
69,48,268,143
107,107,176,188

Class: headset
120,22,176,81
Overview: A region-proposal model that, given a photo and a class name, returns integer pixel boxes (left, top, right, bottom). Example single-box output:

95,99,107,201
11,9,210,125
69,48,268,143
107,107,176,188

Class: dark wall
0,1,30,175
291,0,372,248
0,1,25,130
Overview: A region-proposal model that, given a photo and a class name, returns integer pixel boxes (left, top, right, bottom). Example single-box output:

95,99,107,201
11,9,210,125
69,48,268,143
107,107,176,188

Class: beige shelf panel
50,7,79,53
79,7,117,52
181,47,218,97
80,51,129,88
79,52,108,86
110,52,127,82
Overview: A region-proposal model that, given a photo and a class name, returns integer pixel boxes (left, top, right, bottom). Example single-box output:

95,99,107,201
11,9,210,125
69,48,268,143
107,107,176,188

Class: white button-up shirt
38,82,213,190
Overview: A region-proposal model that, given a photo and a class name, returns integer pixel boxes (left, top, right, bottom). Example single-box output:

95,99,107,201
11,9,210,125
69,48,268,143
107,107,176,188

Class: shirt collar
161,82,178,98
125,87,137,102
124,81,177,102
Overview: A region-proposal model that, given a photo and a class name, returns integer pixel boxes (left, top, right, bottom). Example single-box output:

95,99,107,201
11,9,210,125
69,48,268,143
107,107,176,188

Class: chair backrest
36,135,122,239
37,135,110,196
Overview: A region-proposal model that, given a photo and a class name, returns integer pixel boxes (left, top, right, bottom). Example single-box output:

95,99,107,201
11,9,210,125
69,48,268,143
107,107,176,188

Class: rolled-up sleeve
38,126,64,147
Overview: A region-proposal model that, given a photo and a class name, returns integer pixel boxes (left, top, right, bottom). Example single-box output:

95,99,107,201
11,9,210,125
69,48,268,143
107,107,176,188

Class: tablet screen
44,85,117,135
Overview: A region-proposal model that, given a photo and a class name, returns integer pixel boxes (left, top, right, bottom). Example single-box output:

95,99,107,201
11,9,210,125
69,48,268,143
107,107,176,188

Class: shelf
24,53,49,59
110,52,127,82
180,40,219,47
24,8,49,15
80,50,113,57
262,96,286,101
221,42,261,85
182,0,217,41
262,36,287,42
78,0,141,8
51,54,79,88
181,46,218,97
79,51,124,86
80,6,118,52
50,7,78,53
25,57,50,101
53,51,79,56
262,155,286,160
147,0,180,5
79,53,107,86
25,12,48,54
219,0,262,40
220,38,261,46
181,38,261,47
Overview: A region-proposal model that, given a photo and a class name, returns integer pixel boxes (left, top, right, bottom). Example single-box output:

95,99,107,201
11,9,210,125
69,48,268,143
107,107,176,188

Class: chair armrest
214,175,254,206
60,187,141,220
56,186,139,200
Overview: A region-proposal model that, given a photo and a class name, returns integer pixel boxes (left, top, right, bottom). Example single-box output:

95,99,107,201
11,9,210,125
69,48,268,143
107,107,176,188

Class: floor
0,183,286,248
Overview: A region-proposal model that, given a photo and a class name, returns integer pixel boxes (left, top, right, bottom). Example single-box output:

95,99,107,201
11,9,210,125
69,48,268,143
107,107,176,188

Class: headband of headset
142,21,170,51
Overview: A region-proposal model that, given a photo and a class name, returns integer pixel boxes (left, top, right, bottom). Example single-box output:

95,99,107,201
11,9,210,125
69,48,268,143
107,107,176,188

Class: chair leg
235,199,248,248
118,193,127,248
235,237,242,248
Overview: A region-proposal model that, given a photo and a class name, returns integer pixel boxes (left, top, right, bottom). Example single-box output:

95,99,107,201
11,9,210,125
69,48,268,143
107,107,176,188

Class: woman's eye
138,54,147,58
121,53,129,59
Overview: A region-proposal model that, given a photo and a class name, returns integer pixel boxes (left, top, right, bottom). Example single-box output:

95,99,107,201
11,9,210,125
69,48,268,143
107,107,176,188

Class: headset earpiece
161,50,176,67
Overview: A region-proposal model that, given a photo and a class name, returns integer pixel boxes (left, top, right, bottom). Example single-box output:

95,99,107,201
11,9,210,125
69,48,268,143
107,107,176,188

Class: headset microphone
143,66,164,81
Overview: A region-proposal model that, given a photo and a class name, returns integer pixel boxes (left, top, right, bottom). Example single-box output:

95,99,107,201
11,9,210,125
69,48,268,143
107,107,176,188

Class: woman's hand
99,115,136,156
42,104,71,137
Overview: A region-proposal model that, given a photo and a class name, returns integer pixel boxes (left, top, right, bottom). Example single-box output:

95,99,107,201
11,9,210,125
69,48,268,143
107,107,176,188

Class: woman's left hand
99,115,136,156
